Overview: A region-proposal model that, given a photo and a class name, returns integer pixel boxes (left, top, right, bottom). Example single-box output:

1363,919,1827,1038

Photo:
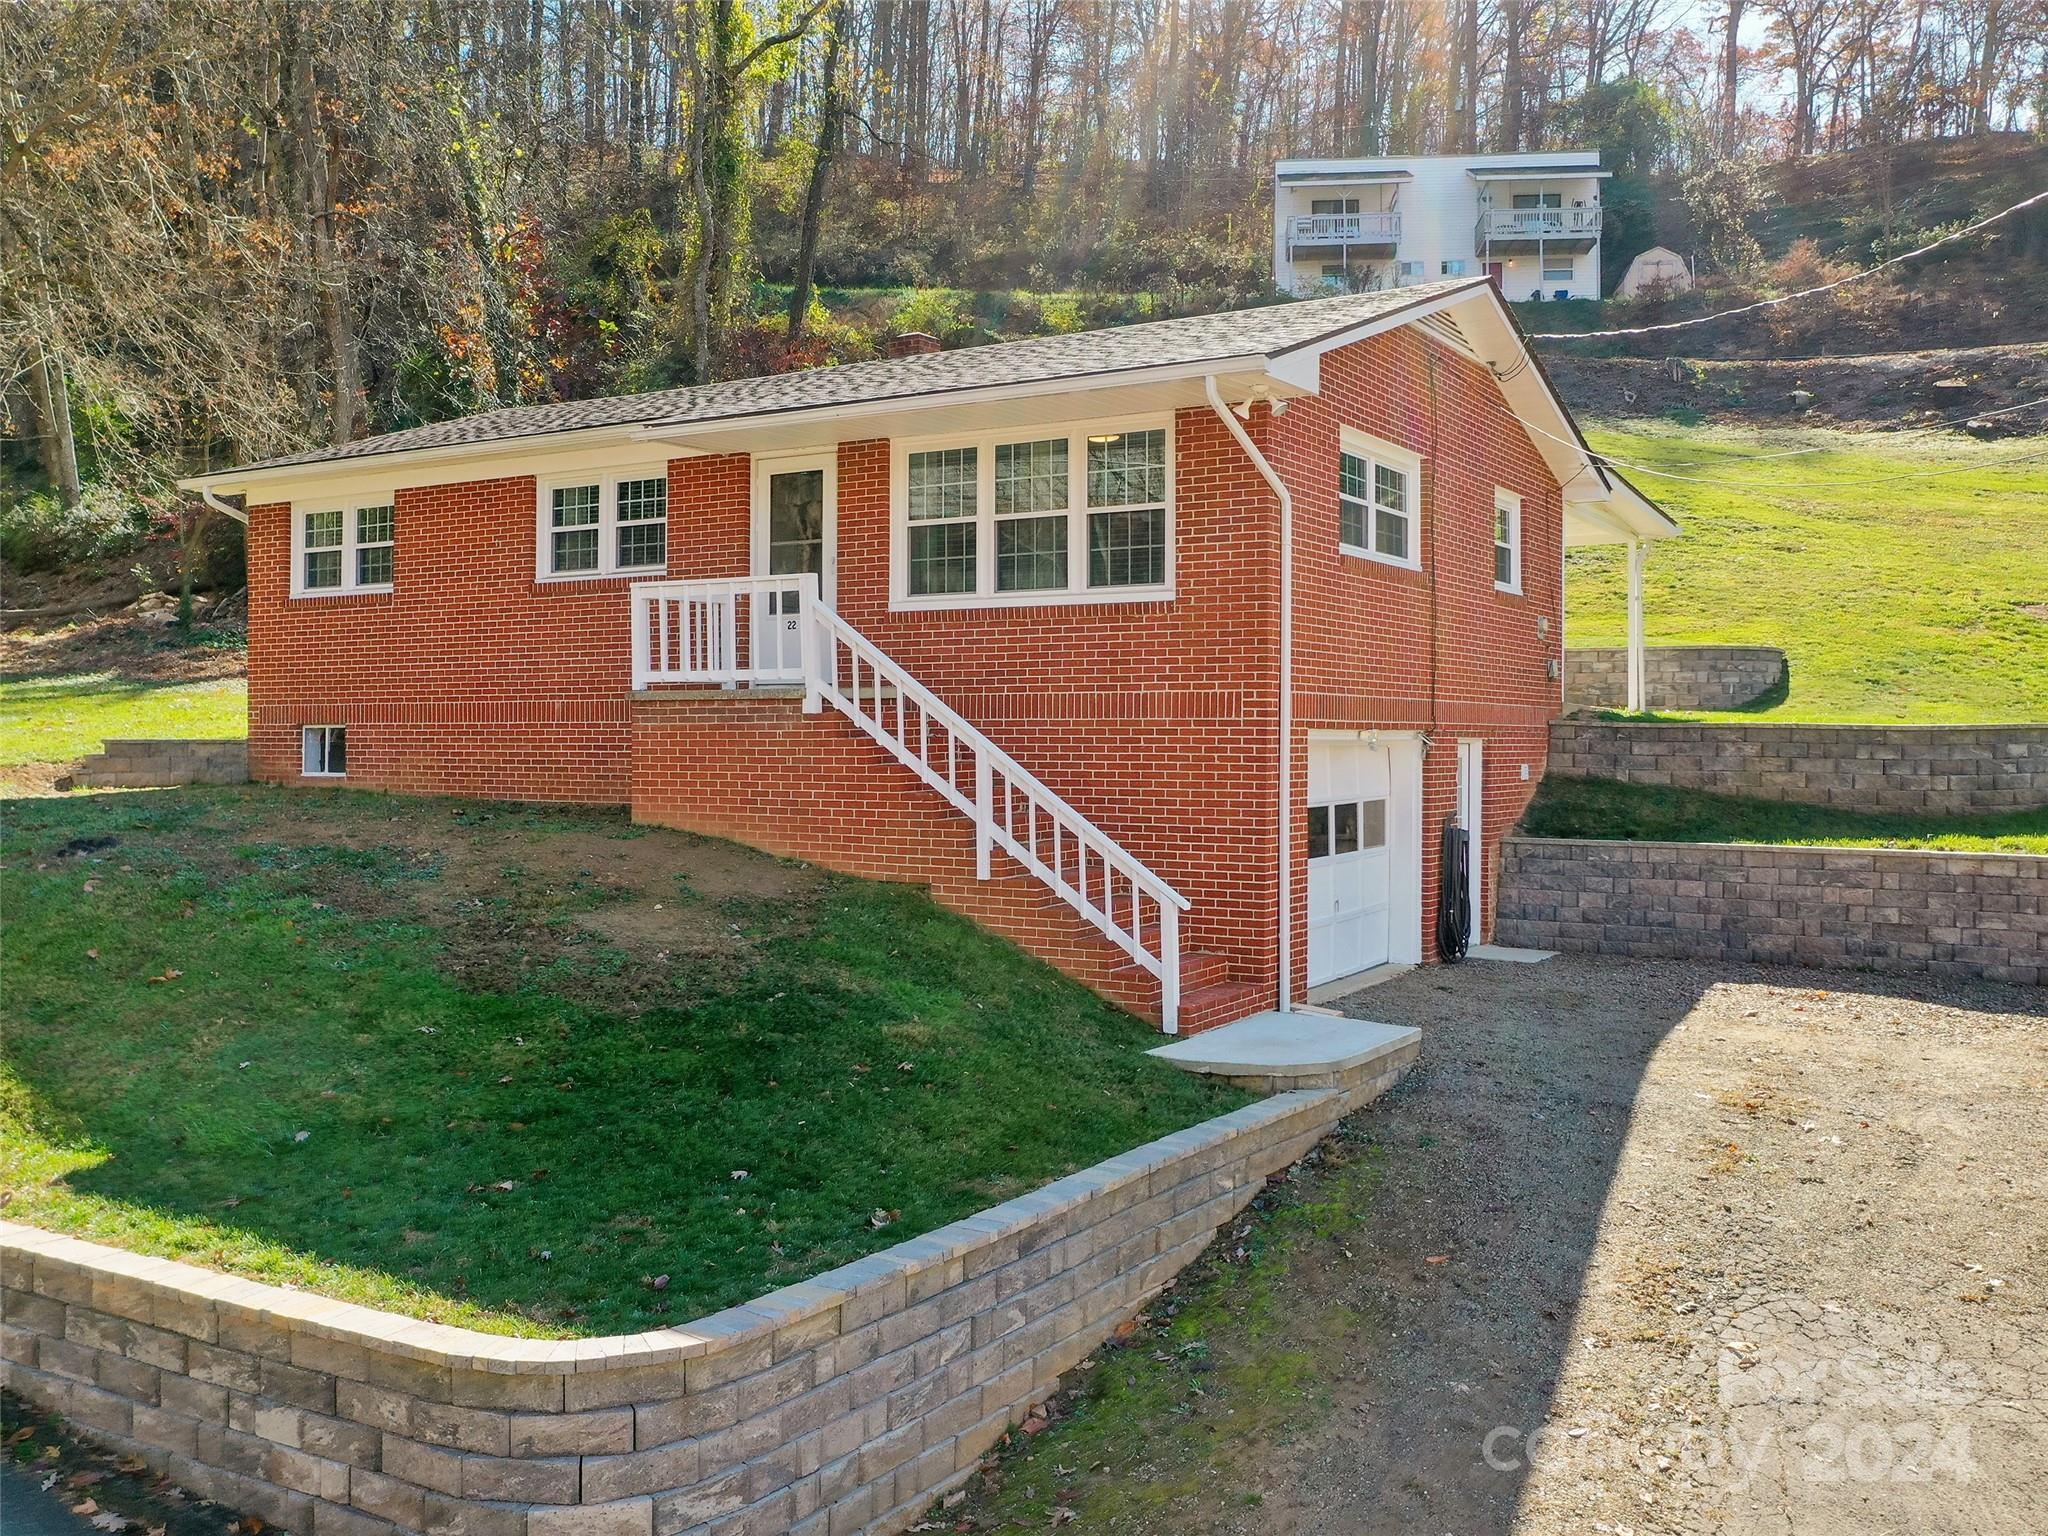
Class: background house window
542,473,668,578
299,504,394,595
1542,262,1575,282
301,725,347,777
1440,259,1468,276
907,446,978,595
1494,489,1522,590
1336,434,1421,570
897,423,1172,605
1310,197,1360,215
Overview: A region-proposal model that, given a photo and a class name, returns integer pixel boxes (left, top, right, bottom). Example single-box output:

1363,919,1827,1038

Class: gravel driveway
955,954,2047,1535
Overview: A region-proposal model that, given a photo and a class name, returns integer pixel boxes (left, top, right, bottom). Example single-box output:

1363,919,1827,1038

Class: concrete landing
1150,1011,1421,1083
1468,943,1556,963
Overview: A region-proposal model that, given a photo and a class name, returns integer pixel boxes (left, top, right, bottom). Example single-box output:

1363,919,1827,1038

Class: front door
1306,740,1394,987
753,456,835,672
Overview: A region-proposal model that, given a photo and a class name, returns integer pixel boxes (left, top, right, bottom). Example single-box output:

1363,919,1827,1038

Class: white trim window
294,503,395,596
536,470,669,580
1336,430,1421,570
1494,488,1523,592
301,724,347,777
893,420,1173,607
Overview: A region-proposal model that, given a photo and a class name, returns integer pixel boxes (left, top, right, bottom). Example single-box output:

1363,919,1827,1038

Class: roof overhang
631,354,1286,456
1466,167,1611,182
1276,170,1414,187
179,283,1672,546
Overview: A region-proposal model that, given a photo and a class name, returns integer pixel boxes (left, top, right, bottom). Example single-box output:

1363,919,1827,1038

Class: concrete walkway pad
1150,1011,1420,1082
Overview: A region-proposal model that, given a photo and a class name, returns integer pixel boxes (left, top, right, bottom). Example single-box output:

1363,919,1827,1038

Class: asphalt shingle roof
215,280,1483,478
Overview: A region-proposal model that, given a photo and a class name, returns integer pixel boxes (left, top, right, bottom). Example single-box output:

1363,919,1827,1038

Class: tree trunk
1719,0,1744,152
25,351,84,509
291,12,359,444
787,13,845,346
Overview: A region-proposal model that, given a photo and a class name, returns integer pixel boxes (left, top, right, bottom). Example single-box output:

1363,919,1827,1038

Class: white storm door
752,456,836,674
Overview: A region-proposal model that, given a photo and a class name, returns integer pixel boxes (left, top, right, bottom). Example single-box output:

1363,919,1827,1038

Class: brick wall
244,325,1570,1002
1562,645,1785,711
1273,328,1565,961
1548,722,2048,815
1496,836,2046,986
0,1050,1415,1536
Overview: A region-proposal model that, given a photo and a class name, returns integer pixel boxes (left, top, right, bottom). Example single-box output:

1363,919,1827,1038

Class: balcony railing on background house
1286,211,1401,248
630,575,1191,1032
1475,206,1602,242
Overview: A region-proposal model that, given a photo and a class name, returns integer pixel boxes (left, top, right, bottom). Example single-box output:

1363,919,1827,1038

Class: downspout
1205,375,1294,1015
199,486,248,525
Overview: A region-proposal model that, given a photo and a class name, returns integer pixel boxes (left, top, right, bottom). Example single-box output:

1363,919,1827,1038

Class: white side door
1306,740,1394,987
752,454,836,673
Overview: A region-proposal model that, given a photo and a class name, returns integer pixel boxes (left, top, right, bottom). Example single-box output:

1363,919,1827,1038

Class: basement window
302,725,347,778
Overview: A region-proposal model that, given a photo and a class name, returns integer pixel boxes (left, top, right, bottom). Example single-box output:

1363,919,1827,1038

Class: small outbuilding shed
1615,245,1693,298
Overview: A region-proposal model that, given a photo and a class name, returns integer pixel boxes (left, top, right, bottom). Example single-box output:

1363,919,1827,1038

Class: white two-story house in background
1273,149,1607,302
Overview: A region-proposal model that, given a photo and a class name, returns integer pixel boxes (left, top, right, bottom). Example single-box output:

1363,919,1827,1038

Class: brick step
1177,980,1272,1037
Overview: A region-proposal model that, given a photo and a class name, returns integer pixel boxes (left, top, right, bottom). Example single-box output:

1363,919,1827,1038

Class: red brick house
183,278,1673,1035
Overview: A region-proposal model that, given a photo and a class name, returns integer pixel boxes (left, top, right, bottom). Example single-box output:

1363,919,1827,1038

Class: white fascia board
1260,279,1496,394
628,353,1285,447
1466,168,1612,182
178,423,700,502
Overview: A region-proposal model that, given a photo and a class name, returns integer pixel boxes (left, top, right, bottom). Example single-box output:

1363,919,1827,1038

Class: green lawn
1524,774,2048,854
0,672,247,766
1567,424,2048,723
0,785,1246,1337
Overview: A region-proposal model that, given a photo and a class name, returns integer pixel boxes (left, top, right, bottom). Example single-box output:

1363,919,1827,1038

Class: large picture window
295,503,395,596
1336,431,1421,571
895,422,1172,606
537,471,669,580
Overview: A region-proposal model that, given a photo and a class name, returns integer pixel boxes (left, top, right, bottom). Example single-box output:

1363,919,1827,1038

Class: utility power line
1528,187,2048,341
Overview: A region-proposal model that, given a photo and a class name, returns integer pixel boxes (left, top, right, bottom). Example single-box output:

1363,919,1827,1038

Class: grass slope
1525,775,2048,854
0,673,247,766
0,786,1245,1337
1566,423,2048,723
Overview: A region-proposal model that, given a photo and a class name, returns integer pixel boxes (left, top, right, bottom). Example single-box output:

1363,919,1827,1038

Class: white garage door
1306,740,1394,987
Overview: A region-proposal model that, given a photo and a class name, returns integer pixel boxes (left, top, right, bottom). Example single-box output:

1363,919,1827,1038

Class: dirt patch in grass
0,606,246,686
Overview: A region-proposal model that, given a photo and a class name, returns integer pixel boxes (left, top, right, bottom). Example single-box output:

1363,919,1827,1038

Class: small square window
1087,430,1166,509
996,515,1068,592
1375,506,1410,561
1334,800,1361,855
908,447,978,520
1360,798,1388,849
302,725,347,777
1307,804,1330,858
1088,506,1165,589
908,521,977,596
995,438,1068,516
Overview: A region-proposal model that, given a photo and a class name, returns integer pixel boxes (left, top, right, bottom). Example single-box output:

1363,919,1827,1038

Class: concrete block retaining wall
1562,645,1785,712
1549,721,2048,815
1496,835,2046,986
0,1047,1415,1536
68,738,250,789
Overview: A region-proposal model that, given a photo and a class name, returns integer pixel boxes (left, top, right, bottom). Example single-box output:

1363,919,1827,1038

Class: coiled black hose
1438,819,1471,962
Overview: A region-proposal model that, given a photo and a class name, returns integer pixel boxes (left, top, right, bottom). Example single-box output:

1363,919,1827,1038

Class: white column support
1625,538,1647,714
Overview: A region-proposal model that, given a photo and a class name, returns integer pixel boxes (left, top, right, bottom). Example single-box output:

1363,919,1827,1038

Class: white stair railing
631,574,818,688
630,575,1191,1030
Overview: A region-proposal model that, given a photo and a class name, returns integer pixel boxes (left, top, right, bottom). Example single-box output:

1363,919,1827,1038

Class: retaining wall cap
1149,1013,1420,1078
1504,834,2048,866
0,1084,1349,1380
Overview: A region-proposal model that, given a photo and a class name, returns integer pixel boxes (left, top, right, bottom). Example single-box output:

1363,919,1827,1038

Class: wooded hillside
2,0,2043,578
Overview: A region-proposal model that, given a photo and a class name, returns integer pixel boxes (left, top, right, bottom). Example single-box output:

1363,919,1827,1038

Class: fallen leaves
145,968,183,985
